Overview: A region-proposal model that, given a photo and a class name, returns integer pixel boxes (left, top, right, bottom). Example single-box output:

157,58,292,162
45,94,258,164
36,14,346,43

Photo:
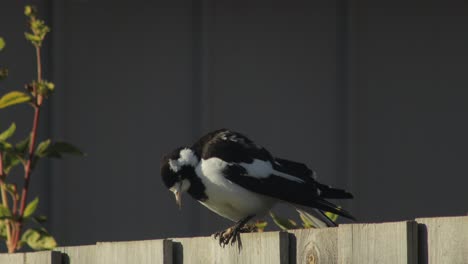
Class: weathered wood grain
55,244,97,264
24,251,61,264
289,227,338,264
338,221,418,264
0,251,61,264
96,239,172,264
172,231,289,264
1,217,465,263
0,253,24,264
417,216,468,264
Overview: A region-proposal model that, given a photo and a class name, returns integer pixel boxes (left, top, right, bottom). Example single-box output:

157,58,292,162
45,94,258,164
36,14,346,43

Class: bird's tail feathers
308,197,356,221
317,182,354,199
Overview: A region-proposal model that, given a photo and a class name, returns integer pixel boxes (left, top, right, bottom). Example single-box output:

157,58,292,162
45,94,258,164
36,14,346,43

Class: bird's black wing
273,158,315,183
223,164,355,220
192,129,274,163
273,158,353,199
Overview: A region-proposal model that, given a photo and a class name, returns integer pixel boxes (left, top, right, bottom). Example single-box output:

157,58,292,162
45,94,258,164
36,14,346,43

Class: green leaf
0,37,5,51
325,210,339,222
52,142,84,156
3,153,22,174
254,220,268,232
0,123,16,142
297,210,327,229
36,141,84,159
21,228,57,250
0,141,13,152
35,139,51,158
0,68,8,80
24,6,35,17
1,183,18,202
3,184,16,196
16,135,31,155
24,33,41,44
0,220,7,239
299,211,316,228
269,212,297,230
24,197,39,218
0,91,31,109
37,81,55,97
32,215,47,224
0,204,12,219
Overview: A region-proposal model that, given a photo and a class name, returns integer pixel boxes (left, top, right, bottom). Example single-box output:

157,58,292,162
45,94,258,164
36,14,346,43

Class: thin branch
12,45,43,251
18,106,40,217
18,45,42,218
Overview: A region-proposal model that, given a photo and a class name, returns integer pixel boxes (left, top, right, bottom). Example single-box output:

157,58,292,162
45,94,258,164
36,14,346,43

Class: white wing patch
240,159,305,183
168,148,199,172
197,157,305,183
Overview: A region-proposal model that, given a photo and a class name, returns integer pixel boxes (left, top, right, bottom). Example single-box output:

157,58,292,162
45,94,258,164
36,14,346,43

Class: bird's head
161,147,199,209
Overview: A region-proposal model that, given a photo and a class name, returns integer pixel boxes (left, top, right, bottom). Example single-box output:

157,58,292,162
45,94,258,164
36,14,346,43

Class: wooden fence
0,216,466,264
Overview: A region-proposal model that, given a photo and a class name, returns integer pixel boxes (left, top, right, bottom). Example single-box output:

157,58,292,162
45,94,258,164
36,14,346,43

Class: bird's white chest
195,158,275,222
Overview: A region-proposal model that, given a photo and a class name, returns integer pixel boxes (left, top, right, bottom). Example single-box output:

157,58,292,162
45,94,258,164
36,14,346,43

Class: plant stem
11,45,43,251
35,46,43,105
0,153,14,253
19,105,40,217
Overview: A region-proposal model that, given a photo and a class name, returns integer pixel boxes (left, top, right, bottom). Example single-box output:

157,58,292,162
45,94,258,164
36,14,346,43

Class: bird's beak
174,191,182,209
171,183,183,209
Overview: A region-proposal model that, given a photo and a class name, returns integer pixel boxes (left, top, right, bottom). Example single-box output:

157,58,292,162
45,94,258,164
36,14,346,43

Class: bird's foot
213,215,255,249
213,224,254,248
239,223,257,233
213,226,240,248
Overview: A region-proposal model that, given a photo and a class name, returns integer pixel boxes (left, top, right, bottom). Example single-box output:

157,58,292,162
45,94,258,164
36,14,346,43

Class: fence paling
417,216,468,264
0,216,466,264
338,221,418,264
171,231,288,264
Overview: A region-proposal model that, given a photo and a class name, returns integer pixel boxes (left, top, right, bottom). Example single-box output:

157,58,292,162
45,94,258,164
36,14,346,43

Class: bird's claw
213,225,246,249
239,223,257,233
213,216,256,250
213,227,236,247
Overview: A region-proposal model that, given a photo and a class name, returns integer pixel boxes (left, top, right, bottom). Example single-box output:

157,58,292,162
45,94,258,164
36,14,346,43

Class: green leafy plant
0,6,84,253
263,210,340,231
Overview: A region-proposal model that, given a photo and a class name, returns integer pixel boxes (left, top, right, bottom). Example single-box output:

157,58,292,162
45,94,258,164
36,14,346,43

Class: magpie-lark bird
161,129,354,247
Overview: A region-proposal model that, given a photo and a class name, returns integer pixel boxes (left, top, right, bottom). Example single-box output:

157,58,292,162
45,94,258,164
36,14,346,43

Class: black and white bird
161,129,354,247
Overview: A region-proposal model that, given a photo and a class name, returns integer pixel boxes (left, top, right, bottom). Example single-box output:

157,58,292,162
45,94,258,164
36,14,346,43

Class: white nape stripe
240,159,305,183
168,148,198,172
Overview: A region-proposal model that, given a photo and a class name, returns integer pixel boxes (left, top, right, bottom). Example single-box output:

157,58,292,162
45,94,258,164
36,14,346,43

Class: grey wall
0,0,467,247
349,0,468,221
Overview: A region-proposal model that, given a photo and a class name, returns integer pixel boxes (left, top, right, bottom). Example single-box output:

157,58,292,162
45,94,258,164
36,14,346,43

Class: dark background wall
0,0,467,247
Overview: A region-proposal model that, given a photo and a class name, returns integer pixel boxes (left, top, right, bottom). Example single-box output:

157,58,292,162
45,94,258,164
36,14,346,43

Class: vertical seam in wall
336,0,358,215
49,0,68,242
190,0,202,234
200,0,214,132
192,0,214,134
42,0,53,236
346,0,358,216
336,0,350,189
